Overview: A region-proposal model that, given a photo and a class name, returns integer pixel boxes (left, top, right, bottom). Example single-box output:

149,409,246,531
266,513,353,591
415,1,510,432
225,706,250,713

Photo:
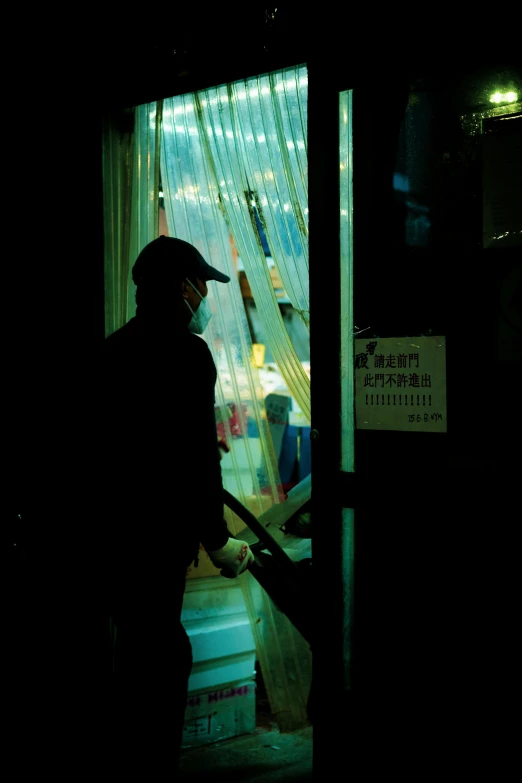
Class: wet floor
180,723,312,782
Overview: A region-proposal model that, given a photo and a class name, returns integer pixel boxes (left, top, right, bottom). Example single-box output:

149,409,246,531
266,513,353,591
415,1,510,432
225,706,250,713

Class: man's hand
207,537,255,578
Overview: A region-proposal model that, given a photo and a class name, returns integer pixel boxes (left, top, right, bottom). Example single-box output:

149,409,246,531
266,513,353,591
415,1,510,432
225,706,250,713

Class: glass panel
340,89,355,689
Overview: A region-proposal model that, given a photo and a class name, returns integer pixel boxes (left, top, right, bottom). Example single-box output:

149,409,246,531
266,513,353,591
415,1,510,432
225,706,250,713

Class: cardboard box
182,679,256,748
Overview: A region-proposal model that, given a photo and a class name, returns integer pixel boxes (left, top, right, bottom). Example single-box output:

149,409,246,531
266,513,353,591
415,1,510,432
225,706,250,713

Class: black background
5,8,521,775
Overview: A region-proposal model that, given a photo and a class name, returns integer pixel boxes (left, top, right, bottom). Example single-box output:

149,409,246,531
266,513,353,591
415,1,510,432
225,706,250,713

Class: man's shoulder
186,332,213,355
104,319,140,353
187,334,217,369
103,321,214,363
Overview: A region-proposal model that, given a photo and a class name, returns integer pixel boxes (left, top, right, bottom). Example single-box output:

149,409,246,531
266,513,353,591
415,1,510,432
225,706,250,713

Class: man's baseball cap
132,236,231,285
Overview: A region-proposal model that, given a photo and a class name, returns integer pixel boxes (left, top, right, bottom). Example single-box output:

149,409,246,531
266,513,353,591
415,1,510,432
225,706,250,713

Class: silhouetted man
103,236,254,775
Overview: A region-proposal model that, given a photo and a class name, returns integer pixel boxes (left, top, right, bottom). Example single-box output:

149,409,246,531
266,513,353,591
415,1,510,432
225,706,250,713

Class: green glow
489,91,518,104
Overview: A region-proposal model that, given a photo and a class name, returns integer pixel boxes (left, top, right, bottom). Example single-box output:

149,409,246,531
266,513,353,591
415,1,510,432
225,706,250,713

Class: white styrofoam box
182,679,256,749
181,576,257,695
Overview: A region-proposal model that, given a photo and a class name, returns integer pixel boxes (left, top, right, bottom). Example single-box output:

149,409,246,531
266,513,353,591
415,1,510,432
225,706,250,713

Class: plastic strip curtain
102,111,134,337
195,67,311,422
102,103,161,336
242,67,309,328
127,102,162,321
160,96,282,513
160,85,310,729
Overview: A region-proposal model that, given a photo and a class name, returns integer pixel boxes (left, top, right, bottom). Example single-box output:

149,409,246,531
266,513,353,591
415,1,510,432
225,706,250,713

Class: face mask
185,279,212,334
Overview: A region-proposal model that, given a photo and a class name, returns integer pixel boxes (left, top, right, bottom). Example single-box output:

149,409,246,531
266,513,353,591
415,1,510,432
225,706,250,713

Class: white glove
207,537,255,578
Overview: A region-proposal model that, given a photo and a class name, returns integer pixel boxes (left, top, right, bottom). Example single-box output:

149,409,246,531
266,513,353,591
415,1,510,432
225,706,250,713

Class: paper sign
355,336,447,433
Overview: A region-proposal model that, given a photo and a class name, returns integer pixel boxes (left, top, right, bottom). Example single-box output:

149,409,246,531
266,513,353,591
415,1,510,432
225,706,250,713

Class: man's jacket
101,315,229,593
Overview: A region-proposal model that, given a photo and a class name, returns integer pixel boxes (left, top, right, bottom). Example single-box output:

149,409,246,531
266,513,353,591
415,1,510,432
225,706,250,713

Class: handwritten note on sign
355,336,447,433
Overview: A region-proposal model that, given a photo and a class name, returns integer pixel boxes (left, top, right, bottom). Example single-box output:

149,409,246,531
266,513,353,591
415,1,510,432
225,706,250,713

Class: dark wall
347,64,521,762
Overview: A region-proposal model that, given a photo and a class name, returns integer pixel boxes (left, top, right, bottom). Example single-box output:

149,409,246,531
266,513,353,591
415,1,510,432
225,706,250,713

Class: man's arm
185,339,229,551
189,340,253,574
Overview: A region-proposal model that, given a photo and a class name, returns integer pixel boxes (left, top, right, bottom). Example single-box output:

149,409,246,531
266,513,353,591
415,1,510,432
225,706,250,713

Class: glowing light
489,91,518,104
